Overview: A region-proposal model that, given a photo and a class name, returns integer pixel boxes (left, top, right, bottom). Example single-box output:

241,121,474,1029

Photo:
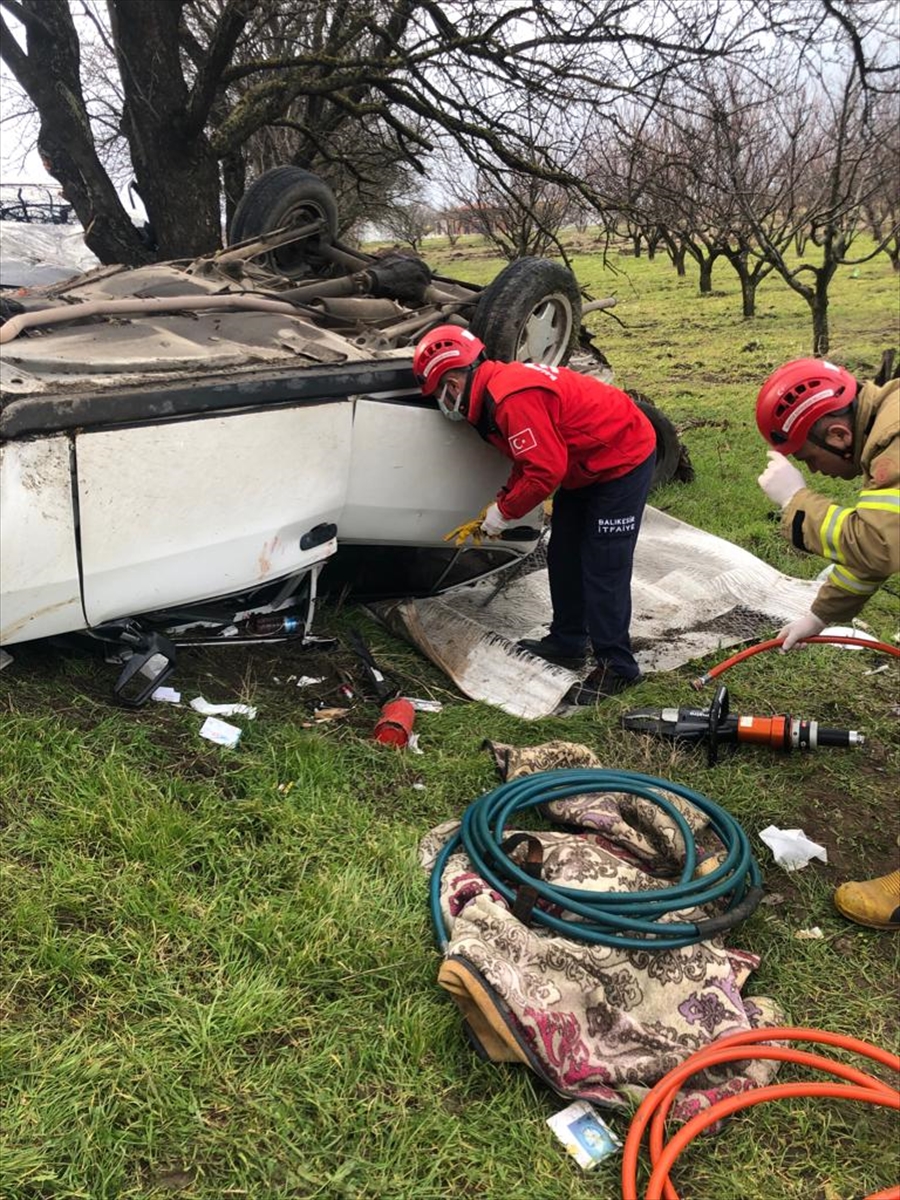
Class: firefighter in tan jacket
756,357,900,930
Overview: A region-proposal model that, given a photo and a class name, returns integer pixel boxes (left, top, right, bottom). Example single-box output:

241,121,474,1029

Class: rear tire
470,258,582,365
228,166,339,278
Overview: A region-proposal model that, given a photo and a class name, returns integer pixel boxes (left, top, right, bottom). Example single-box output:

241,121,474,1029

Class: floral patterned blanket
420,740,784,1122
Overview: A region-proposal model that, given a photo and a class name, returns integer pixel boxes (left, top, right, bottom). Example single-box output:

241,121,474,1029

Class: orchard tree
0,0,776,264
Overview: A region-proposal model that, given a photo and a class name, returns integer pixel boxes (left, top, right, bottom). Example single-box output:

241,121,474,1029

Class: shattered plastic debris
863,663,889,676
295,676,325,688
199,716,242,747
412,782,427,791
759,825,828,871
190,696,257,719
402,697,444,712
301,707,349,726
820,624,879,647
152,686,181,703
794,927,825,940
408,732,424,755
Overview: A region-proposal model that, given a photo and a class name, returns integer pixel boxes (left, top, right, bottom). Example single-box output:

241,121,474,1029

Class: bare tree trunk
698,256,716,293
810,278,830,356
221,151,247,242
1,0,149,265
109,1,223,257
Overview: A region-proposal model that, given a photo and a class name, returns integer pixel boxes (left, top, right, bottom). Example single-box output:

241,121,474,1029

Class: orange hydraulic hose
692,634,900,689
622,1027,900,1200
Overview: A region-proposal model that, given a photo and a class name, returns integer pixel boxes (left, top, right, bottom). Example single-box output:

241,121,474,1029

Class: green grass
2,238,899,1200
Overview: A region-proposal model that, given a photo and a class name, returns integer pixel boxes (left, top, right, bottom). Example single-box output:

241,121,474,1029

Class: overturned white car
0,168,686,700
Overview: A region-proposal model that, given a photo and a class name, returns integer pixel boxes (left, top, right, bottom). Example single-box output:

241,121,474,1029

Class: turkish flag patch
509,427,537,455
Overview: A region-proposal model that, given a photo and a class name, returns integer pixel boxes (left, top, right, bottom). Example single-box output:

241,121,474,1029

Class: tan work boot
833,869,900,930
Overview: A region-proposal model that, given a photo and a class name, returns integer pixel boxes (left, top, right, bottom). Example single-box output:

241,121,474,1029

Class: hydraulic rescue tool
622,684,864,766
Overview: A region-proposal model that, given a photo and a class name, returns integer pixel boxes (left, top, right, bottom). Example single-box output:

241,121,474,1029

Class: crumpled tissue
759,825,828,872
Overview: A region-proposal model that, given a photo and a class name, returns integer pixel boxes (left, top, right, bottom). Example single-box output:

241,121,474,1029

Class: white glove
778,611,826,652
480,502,513,537
758,450,805,508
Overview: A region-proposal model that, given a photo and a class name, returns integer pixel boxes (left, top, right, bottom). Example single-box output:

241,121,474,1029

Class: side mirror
113,633,177,707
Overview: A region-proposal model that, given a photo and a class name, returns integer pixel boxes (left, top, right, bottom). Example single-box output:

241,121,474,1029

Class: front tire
470,257,582,365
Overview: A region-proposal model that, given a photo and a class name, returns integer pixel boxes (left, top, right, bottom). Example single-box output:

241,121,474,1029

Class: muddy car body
0,168,684,687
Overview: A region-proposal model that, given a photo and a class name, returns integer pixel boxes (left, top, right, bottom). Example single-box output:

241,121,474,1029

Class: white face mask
436,378,464,421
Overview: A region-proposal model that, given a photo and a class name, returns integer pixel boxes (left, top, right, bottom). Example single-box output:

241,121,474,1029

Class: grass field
2,235,899,1200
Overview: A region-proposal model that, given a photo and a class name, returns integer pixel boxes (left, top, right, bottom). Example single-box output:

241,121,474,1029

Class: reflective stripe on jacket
466,360,656,520
781,378,900,623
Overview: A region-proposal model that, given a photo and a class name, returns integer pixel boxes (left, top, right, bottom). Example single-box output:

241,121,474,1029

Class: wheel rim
270,202,331,275
514,293,574,364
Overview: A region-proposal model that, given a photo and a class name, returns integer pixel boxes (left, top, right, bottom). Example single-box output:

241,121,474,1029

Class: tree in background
378,197,435,253
0,0,777,263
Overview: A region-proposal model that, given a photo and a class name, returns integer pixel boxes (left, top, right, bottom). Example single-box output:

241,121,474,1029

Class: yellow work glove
443,506,488,547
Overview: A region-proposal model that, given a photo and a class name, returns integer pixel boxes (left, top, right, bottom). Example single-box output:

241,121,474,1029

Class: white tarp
376,507,821,718
0,220,99,288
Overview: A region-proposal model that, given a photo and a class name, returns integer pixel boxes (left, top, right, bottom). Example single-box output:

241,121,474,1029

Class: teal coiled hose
429,768,763,953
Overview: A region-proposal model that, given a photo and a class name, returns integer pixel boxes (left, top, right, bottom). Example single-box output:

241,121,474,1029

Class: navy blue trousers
546,451,655,679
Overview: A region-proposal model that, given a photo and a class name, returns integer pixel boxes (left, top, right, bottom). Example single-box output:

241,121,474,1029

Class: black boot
517,636,587,669
567,663,642,705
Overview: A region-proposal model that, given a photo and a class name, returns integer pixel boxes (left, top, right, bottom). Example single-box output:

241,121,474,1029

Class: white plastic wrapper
759,825,828,871
198,716,242,748
546,1100,622,1170
191,696,257,719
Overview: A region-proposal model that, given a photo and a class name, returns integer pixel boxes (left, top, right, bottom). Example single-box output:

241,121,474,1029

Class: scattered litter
820,625,879,647
277,781,295,795
402,697,444,713
220,625,239,638
151,686,181,703
547,1100,622,1170
408,732,424,755
759,892,786,907
412,782,427,791
296,675,325,688
794,926,825,940
759,825,828,871
199,716,242,747
339,683,355,701
373,697,416,746
863,663,890,677
301,707,349,726
0,648,13,671
190,696,257,719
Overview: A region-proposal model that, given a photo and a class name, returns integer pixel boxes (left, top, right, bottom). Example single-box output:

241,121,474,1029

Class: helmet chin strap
804,430,854,460
439,361,481,421
803,401,856,459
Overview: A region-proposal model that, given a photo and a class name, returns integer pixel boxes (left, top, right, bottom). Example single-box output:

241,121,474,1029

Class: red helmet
756,358,857,454
412,325,485,395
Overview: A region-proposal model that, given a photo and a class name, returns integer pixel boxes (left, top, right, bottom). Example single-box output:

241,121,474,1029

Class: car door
76,400,352,626
341,393,542,545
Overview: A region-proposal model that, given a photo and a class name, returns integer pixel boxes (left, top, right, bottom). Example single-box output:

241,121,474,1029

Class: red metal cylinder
372,698,415,746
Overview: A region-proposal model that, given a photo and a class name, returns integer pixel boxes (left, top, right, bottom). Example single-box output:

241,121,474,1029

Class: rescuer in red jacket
413,325,657,702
